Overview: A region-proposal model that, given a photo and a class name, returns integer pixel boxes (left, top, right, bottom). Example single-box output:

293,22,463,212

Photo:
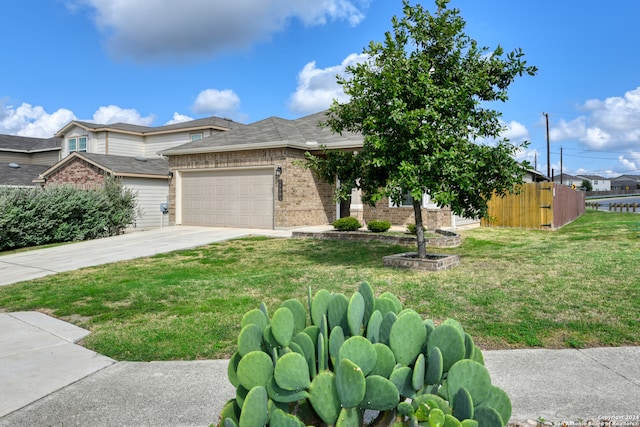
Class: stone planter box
382,252,460,271
292,229,461,248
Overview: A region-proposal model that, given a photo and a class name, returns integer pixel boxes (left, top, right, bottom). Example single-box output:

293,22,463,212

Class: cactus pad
236,351,274,390
270,408,306,427
336,358,366,408
329,326,345,368
370,342,396,378
272,307,295,347
281,299,307,334
389,310,427,366
237,324,264,357
241,308,268,331
227,352,242,388
308,371,340,426
412,353,426,391
425,346,443,385
266,377,309,403
473,406,504,427
365,310,383,343
357,281,375,327
338,335,377,376
427,323,466,372
238,386,269,427
452,387,474,421
328,293,349,332
274,352,310,391
477,386,512,425
336,407,360,427
359,375,400,410
378,311,397,345
347,291,365,336
311,289,332,327
389,366,415,399
447,359,492,406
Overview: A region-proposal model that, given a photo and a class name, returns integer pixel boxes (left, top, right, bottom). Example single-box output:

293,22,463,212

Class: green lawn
0,210,638,361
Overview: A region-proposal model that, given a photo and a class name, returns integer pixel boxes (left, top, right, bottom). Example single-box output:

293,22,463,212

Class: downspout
105,131,109,154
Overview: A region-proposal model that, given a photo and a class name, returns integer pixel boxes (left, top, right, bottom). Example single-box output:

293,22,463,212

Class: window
389,192,432,208
191,133,203,142
594,180,598,185
69,136,87,152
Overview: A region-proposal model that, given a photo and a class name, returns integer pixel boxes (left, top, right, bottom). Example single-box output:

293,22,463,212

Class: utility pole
560,146,563,185
543,112,550,178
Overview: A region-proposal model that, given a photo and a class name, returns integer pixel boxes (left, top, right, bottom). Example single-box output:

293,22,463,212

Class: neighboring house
552,173,582,188
576,174,610,191
161,111,454,230
611,175,640,192
523,168,550,183
38,116,242,229
0,135,61,186
39,152,171,229
54,116,242,159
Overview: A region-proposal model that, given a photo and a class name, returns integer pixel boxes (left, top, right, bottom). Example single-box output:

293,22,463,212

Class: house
161,111,454,230
576,174,610,191
611,175,640,192
38,152,171,229
39,116,242,229
0,135,61,186
552,173,583,188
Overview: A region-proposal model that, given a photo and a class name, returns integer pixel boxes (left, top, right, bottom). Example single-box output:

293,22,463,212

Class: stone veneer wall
363,198,452,230
168,148,336,228
45,157,105,190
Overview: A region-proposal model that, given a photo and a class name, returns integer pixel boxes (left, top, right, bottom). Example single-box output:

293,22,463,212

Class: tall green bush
0,176,138,251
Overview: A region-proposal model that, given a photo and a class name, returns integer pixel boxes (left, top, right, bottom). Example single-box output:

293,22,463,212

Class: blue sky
1,0,639,177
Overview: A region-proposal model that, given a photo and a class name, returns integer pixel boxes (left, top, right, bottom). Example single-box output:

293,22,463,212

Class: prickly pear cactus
217,283,511,427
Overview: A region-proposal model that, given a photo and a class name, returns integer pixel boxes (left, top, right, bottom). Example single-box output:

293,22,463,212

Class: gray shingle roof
42,153,169,179
0,163,49,186
161,110,363,155
61,116,244,136
0,135,62,152
577,174,608,180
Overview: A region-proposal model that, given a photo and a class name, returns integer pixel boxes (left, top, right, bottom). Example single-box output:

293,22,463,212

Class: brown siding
45,157,105,190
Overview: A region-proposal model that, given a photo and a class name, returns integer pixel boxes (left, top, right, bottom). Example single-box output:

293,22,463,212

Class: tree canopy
304,0,537,257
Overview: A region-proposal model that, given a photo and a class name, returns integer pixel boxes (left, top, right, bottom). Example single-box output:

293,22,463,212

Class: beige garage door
181,169,274,228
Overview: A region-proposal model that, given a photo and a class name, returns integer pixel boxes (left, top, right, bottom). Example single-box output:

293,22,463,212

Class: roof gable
161,110,363,156
41,152,169,179
55,116,244,137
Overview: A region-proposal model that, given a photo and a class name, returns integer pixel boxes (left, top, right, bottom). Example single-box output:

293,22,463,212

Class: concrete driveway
0,226,301,287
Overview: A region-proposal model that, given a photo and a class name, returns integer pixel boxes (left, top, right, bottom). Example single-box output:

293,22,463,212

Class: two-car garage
178,168,274,229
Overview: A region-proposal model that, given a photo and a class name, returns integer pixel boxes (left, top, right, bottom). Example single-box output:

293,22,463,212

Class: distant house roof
54,116,244,137
0,162,49,186
0,134,62,153
161,111,363,156
552,173,581,182
577,174,608,181
611,174,640,182
40,152,170,181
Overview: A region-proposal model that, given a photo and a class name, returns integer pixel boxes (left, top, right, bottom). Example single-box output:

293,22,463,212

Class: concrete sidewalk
1,312,639,426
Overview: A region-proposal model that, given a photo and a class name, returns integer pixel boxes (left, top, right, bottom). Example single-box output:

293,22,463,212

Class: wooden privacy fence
481,182,585,230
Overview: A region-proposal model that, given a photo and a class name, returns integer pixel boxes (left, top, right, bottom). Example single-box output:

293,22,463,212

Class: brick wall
168,148,335,228
363,198,452,230
45,157,105,190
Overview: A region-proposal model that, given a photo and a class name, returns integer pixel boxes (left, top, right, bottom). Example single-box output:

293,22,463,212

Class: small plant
406,223,417,235
332,216,362,231
367,220,391,233
217,283,512,427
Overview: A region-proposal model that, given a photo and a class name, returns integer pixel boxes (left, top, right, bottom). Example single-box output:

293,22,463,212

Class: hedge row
0,177,138,251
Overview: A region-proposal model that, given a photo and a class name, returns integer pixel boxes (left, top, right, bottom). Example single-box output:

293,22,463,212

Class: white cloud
289,53,368,114
501,120,529,143
72,0,370,62
550,87,640,150
164,112,194,125
618,152,640,172
0,102,76,138
192,89,241,118
91,105,155,126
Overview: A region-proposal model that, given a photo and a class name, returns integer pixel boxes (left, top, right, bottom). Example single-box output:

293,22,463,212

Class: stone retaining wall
292,229,461,248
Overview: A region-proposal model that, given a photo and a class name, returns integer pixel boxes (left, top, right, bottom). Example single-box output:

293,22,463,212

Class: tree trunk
413,198,427,258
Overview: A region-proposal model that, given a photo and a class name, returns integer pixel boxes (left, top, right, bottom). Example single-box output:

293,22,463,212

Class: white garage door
181,169,274,228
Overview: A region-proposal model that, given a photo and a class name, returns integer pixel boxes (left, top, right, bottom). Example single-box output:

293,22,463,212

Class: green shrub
332,216,362,231
0,176,138,251
219,283,511,427
406,223,417,235
367,220,391,233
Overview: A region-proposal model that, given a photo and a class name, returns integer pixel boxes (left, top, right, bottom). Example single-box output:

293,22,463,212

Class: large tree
305,0,537,258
